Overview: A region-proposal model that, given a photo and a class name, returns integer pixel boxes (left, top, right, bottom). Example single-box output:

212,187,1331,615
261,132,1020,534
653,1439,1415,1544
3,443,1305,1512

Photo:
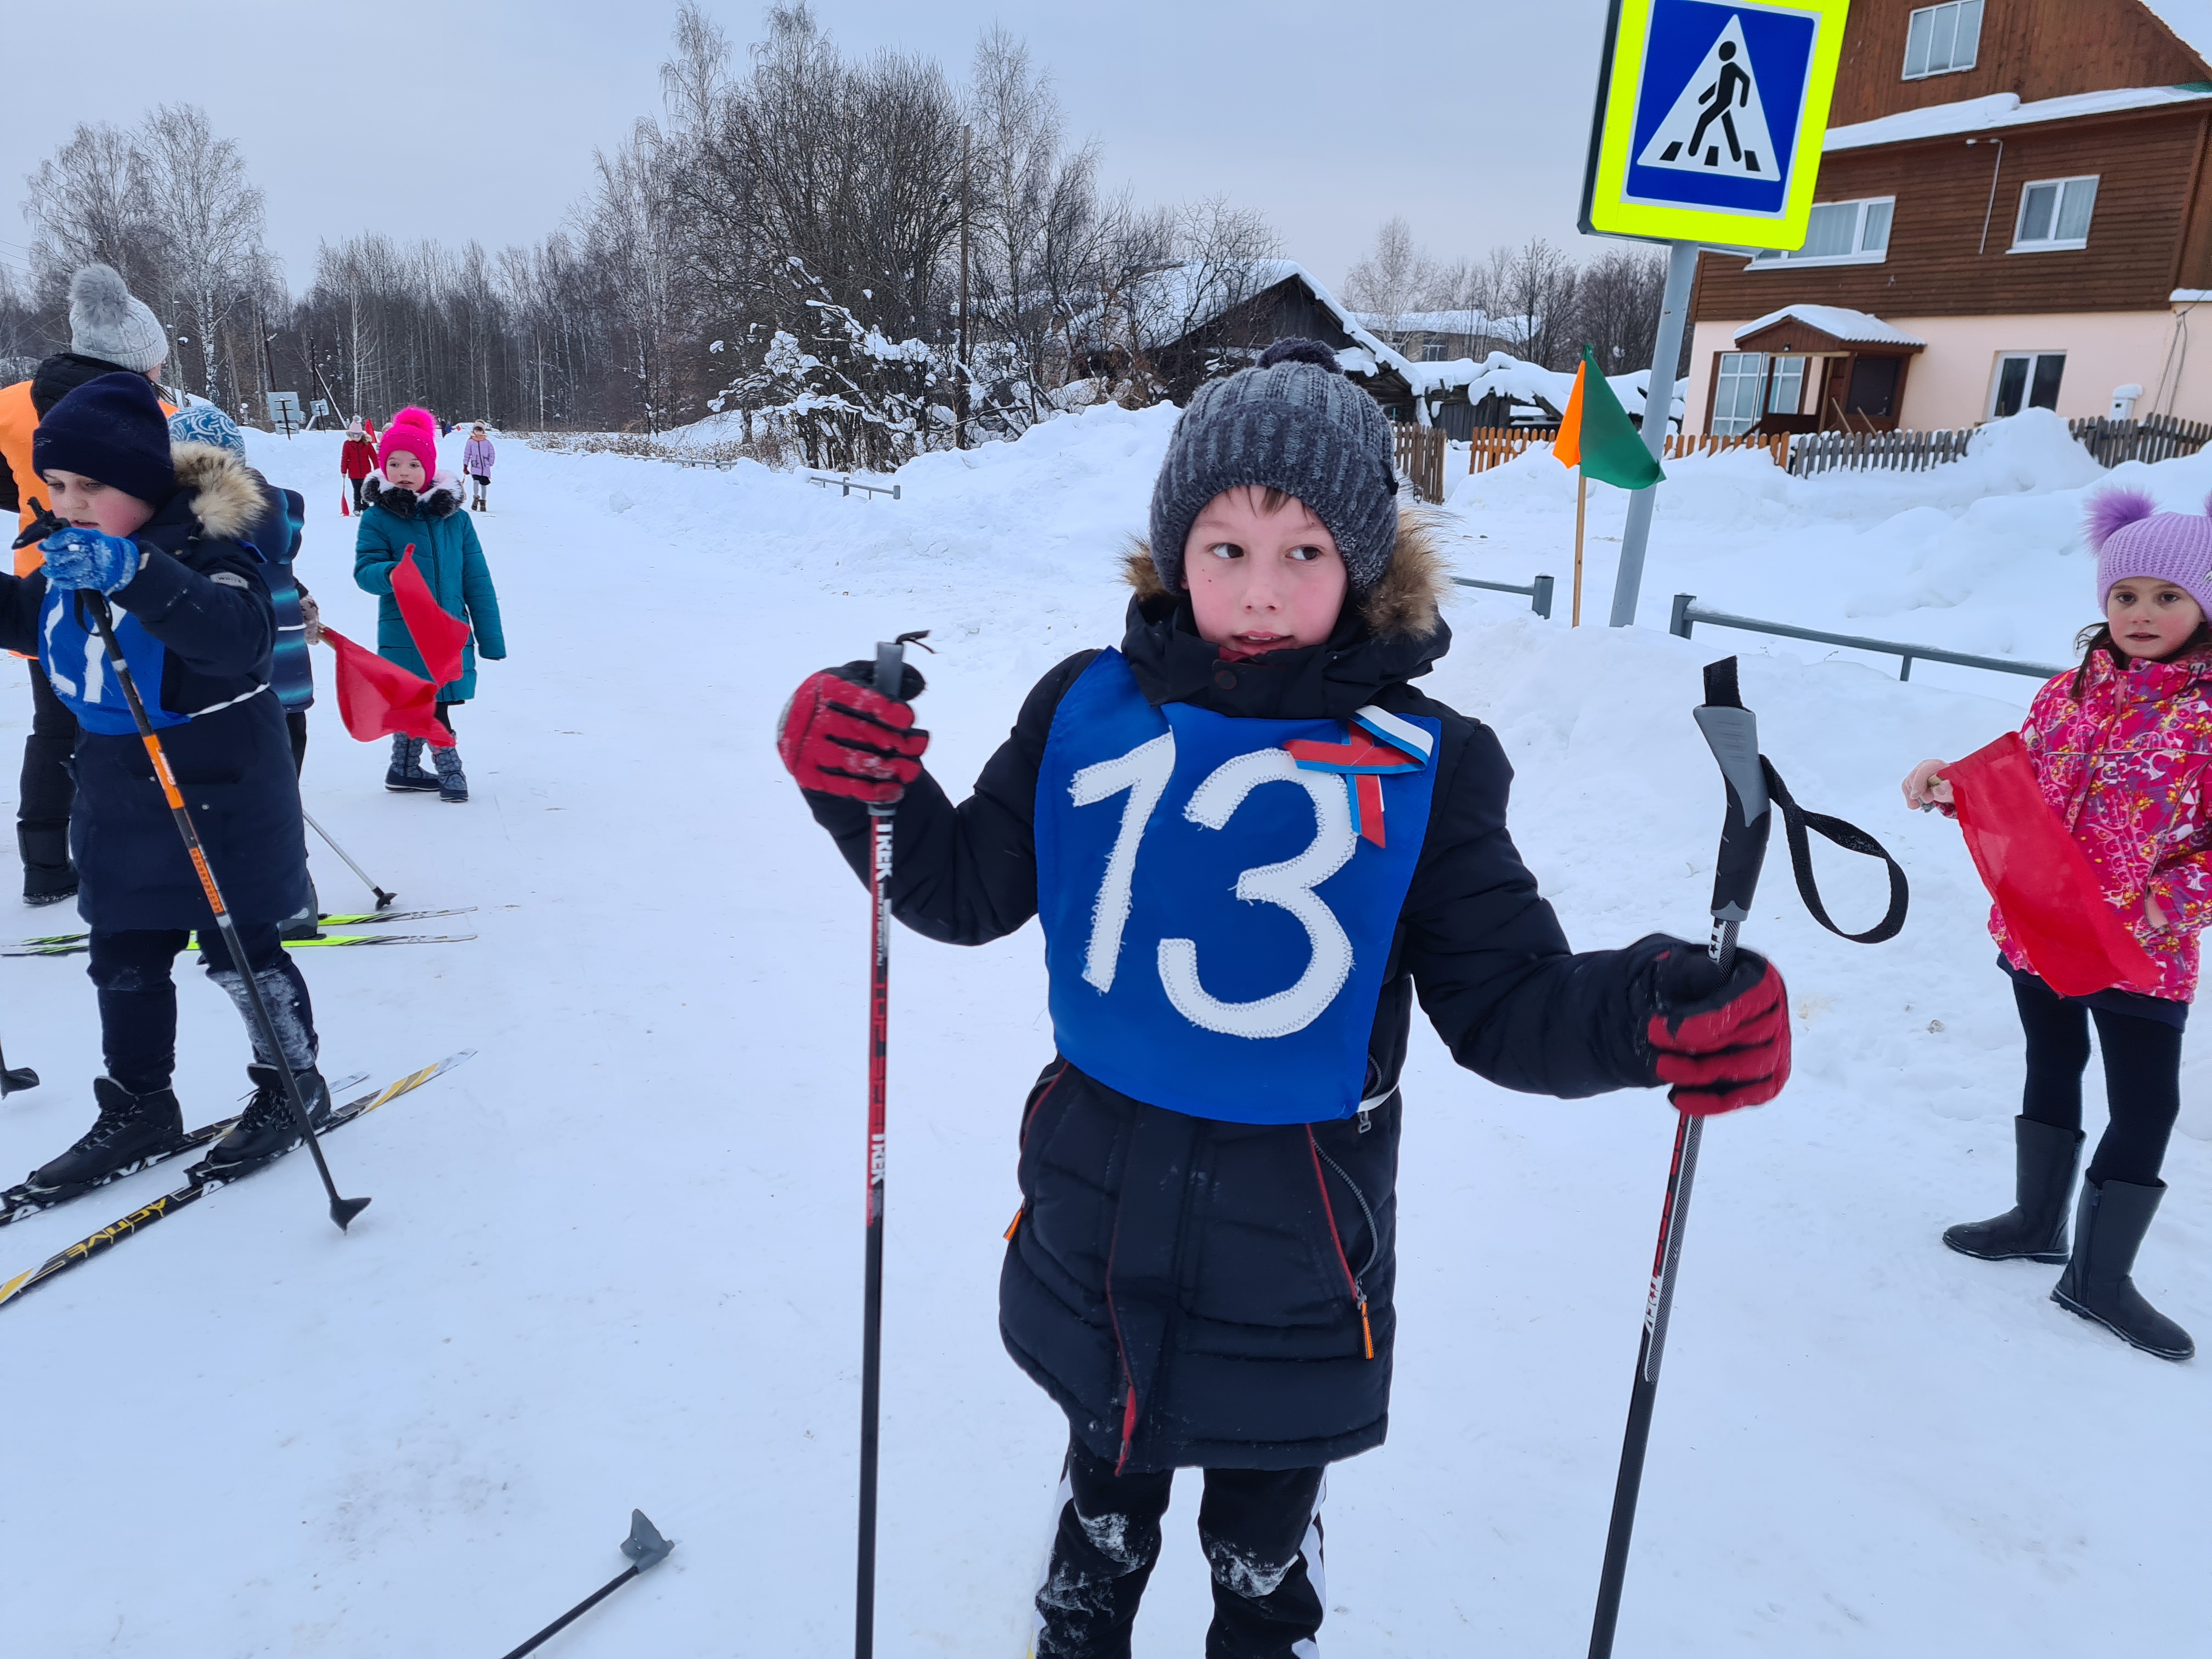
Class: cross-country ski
2,5,2207,1656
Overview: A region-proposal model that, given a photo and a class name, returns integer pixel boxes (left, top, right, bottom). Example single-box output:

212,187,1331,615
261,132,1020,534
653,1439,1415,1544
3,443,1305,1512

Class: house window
2011,177,2098,251
1767,356,1807,417
1420,341,1446,362
1749,197,1894,266
1903,1,1983,79
1991,352,2066,417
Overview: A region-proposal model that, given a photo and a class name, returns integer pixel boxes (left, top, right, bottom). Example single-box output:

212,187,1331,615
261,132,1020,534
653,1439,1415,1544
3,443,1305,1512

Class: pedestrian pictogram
1639,18,1777,178
1579,0,1850,249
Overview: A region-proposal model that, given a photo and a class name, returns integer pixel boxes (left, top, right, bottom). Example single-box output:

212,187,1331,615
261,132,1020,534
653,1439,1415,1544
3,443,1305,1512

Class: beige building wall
1684,307,2212,435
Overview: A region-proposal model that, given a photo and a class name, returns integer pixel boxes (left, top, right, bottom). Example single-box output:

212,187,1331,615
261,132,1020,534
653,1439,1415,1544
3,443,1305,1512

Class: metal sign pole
1607,240,1699,628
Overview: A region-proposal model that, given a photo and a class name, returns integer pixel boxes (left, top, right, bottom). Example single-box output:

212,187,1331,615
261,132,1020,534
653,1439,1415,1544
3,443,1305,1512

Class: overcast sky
2,0,1619,300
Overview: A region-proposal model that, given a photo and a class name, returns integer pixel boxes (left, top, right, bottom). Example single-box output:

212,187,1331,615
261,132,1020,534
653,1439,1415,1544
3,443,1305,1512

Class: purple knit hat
2085,488,2212,615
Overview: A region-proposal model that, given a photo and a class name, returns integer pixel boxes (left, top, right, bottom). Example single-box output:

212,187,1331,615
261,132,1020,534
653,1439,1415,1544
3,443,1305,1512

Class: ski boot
1943,1117,2080,1262
386,733,438,793
432,744,469,803
279,877,324,943
2052,1178,2195,1361
26,1077,184,1194
204,1065,332,1169
18,823,77,907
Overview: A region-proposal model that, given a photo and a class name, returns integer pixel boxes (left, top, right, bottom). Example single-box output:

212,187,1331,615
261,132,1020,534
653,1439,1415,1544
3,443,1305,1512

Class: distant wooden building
1137,262,1418,417
1688,0,2212,434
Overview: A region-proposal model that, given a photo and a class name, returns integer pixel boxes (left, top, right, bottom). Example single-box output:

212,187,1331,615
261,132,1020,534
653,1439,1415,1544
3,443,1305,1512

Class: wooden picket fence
1462,425,1787,478
2068,414,2212,466
1787,427,1976,477
1663,431,1790,464
1466,427,1559,474
1395,424,1450,503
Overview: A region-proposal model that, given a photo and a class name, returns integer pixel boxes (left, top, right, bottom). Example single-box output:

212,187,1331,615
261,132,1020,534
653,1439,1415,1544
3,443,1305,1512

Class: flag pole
1572,470,1588,627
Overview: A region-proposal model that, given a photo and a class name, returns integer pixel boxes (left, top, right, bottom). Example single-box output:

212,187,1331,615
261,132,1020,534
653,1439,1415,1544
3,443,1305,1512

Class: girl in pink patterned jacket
1904,488,2209,1362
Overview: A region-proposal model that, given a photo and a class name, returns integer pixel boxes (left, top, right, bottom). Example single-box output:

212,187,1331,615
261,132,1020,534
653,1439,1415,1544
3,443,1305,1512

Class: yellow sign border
1580,0,1852,248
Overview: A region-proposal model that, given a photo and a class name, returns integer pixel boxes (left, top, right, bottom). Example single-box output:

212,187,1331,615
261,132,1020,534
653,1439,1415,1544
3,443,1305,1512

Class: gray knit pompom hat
69,265,168,374
1147,338,1400,595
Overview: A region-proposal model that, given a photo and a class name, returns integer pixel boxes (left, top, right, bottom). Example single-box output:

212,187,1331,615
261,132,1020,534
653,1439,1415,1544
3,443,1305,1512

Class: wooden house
1135,262,1418,416
1685,0,2212,435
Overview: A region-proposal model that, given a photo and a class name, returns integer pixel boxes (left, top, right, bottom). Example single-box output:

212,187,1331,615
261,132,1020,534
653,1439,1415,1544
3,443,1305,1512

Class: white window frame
1749,196,1895,268
1711,353,1808,436
1903,1,1983,80
2010,176,2099,252
1988,352,2067,418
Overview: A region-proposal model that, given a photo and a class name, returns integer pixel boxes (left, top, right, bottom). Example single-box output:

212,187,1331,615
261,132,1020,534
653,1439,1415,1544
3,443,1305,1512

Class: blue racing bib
1034,650,1441,1124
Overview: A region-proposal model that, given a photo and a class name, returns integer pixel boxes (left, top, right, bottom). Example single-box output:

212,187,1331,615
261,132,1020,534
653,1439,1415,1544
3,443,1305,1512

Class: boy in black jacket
777,340,1790,1658
0,373,330,1194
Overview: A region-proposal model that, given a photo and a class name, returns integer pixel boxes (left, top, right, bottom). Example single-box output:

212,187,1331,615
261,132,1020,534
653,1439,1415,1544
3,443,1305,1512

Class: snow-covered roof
1350,309,1498,335
1735,305,1926,348
1400,351,1682,421
2142,2,2212,66
1134,259,1417,384
1825,83,2212,151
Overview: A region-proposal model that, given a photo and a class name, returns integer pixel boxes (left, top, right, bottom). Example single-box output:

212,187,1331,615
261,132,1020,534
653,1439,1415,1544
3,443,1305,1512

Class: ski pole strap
1758,758,1908,945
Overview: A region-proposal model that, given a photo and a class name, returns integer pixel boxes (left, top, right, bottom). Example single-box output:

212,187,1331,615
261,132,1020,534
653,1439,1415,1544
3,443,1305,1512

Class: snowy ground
0,409,2203,1655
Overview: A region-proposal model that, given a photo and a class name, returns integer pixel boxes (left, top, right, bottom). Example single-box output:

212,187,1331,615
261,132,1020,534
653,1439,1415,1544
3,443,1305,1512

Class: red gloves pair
1644,946,1791,1115
776,667,929,804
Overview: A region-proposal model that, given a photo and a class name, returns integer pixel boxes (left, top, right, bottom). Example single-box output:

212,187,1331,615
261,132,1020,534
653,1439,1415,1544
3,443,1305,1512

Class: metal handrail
1668,594,2063,682
1452,573,1555,620
808,473,902,500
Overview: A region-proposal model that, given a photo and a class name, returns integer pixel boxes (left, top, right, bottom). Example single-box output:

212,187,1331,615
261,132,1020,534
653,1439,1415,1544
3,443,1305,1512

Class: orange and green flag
1555,345,1664,489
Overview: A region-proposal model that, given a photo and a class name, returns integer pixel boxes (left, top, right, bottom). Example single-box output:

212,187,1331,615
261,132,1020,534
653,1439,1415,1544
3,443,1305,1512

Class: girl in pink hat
1903,488,2212,1362
352,406,506,802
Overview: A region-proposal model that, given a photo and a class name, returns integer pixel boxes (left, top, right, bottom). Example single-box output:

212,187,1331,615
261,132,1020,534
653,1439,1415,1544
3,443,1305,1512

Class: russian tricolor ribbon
1284,704,1435,848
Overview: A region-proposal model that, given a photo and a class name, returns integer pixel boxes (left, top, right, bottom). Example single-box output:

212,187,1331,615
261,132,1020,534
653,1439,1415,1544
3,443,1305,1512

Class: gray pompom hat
1147,338,1401,595
69,265,169,375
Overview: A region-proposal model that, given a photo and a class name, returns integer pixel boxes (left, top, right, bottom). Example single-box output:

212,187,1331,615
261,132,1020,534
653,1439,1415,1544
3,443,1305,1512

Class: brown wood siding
1830,0,2209,129
1694,108,2208,321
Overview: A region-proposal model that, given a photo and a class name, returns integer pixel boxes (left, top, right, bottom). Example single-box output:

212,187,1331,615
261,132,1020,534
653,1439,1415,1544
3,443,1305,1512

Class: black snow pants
87,924,317,1094
19,660,76,825
2013,971,2183,1187
1033,1435,1325,1659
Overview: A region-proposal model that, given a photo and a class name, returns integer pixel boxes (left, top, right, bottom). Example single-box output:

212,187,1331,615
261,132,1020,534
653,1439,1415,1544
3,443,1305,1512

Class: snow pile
0,403,2202,1655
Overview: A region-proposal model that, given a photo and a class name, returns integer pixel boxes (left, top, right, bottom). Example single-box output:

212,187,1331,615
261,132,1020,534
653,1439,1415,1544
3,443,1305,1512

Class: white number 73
1069,735,1357,1037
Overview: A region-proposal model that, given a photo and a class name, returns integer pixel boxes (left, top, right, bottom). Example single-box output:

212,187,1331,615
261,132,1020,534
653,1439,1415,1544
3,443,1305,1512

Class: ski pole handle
1692,658,1771,930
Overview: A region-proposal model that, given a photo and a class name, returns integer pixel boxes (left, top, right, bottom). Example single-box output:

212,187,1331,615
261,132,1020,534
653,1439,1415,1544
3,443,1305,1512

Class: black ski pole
855,628,929,1659
83,594,370,1232
300,807,397,910
1587,656,1770,1659
496,1509,674,1659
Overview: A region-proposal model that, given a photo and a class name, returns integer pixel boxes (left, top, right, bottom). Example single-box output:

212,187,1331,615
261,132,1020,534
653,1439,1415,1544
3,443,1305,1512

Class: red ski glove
776,665,929,804
1644,945,1791,1115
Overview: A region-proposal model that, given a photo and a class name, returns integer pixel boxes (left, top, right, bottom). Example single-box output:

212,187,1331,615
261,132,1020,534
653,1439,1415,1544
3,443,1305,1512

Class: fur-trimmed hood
361,467,467,520
170,442,268,541
1120,509,1447,644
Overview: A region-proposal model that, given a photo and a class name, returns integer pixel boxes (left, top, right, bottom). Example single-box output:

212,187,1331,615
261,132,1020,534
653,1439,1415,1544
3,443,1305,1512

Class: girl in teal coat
353,406,505,803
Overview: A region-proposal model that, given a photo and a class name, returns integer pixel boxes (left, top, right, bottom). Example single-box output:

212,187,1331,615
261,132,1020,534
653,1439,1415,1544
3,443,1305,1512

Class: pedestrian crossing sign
1579,0,1850,247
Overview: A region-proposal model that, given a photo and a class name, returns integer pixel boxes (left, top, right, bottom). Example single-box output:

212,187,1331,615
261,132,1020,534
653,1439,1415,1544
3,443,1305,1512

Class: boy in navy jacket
777,342,1791,1656
0,374,330,1193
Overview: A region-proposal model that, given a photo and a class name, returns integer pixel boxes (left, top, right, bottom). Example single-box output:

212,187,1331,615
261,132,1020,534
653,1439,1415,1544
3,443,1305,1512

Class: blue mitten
38,527,142,594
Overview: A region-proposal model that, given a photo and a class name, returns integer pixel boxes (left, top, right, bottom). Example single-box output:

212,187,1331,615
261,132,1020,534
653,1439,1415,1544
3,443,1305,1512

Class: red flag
320,627,454,746
339,488,351,519
391,543,468,689
1948,731,2160,996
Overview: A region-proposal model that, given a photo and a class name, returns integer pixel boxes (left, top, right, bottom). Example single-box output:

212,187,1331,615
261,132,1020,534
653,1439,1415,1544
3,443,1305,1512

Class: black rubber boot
385,734,438,793
2051,1179,2195,1361
26,1077,185,1193
432,744,468,803
18,822,77,907
205,1065,332,1168
1943,1116,2081,1262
